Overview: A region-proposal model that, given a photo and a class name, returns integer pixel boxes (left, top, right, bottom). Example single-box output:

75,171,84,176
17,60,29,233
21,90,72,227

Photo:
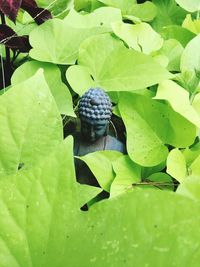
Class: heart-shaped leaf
67,33,172,94
29,8,122,64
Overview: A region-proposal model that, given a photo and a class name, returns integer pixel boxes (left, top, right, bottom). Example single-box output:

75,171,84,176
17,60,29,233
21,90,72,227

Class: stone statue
74,87,126,187
74,88,126,156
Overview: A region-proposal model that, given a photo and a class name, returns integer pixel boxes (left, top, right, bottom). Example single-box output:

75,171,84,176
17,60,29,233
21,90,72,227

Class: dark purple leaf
21,0,52,25
0,25,31,52
0,0,22,22
25,7,52,24
21,0,37,9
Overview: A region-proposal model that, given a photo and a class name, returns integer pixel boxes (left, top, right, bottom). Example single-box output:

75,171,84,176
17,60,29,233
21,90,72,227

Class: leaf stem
197,10,200,20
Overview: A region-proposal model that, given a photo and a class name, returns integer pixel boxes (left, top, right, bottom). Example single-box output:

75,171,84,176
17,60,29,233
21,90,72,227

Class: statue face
81,119,109,143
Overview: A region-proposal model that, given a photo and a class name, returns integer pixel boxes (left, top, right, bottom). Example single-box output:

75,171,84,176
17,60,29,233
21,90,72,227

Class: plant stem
0,12,11,86
197,10,200,20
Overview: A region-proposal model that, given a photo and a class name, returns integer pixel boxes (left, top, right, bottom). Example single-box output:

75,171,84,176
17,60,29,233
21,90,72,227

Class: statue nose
89,127,95,139
90,131,95,138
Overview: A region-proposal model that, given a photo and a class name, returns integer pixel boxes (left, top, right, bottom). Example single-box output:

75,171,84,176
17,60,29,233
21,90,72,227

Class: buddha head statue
78,88,112,143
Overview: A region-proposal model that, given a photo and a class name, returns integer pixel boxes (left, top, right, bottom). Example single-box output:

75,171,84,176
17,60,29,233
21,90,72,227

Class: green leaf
29,8,122,64
161,25,196,47
112,22,163,54
64,6,121,28
110,155,141,197
0,136,80,267
78,150,122,191
142,161,166,179
158,39,184,71
166,148,187,182
67,33,172,94
126,1,157,22
77,183,102,207
155,80,200,127
1,140,200,265
190,154,200,176
119,93,168,166
192,93,200,117
11,61,75,116
98,0,137,14
175,0,200,12
81,189,200,267
36,0,73,16
74,0,103,12
66,65,95,96
182,14,200,34
119,92,196,166
0,70,62,176
147,172,174,191
177,175,200,201
99,0,157,21
182,142,200,166
152,0,187,32
180,34,200,74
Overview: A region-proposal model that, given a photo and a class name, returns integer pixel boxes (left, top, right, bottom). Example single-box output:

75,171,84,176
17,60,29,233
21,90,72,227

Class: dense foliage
1,0,200,266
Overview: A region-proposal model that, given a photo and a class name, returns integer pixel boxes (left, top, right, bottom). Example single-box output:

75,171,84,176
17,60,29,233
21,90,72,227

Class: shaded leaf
152,0,186,32
161,25,196,47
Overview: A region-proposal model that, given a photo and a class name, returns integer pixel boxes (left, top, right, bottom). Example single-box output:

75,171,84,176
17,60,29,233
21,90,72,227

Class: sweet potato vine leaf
0,136,200,266
0,70,62,176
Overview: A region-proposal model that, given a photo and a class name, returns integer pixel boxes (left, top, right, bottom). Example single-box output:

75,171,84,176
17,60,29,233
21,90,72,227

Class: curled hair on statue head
78,88,112,123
